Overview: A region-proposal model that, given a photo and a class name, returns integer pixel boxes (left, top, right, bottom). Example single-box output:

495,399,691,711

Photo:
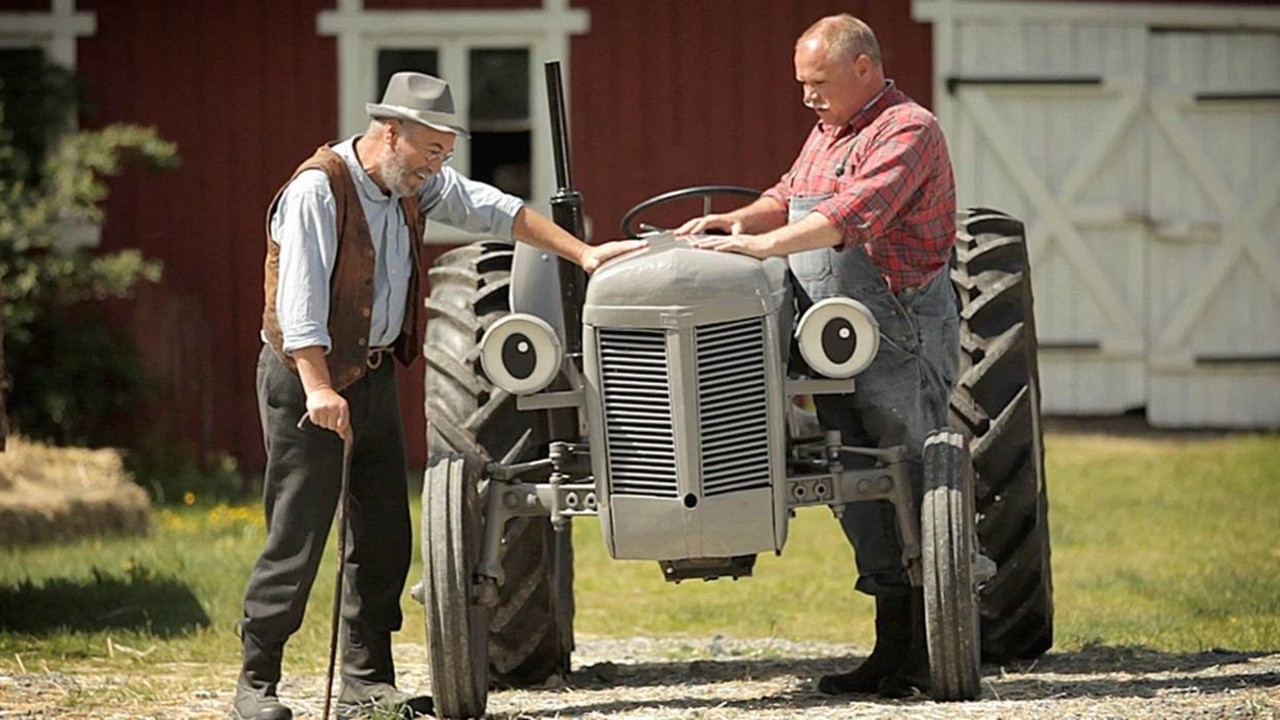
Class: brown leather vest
262,145,425,391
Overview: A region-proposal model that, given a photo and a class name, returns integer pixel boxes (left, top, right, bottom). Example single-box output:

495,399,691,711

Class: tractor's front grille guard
597,318,772,500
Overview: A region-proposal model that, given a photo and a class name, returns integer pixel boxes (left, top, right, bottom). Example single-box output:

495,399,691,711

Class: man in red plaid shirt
679,14,957,699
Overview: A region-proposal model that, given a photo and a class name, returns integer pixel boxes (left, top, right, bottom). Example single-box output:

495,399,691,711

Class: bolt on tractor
416,62,1053,718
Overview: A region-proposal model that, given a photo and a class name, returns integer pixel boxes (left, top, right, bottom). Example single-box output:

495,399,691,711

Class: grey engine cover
581,233,794,561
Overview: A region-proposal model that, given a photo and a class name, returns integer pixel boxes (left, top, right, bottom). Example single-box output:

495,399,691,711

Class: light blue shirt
268,136,524,353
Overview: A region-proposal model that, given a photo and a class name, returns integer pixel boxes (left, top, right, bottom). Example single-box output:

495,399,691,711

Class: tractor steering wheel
620,185,761,238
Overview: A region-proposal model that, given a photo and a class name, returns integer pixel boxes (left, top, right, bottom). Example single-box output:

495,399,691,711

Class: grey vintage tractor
417,63,1052,718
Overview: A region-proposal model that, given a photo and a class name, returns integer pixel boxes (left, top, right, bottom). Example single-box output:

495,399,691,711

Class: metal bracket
517,387,585,411
476,442,596,586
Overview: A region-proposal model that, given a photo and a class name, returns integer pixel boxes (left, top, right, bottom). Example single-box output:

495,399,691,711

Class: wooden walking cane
298,414,354,720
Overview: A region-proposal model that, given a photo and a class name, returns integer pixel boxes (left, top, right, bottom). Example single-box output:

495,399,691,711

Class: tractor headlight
795,297,879,379
479,314,563,395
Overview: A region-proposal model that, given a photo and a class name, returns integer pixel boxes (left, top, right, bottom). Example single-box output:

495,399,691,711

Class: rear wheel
921,429,982,701
424,240,574,686
949,209,1054,663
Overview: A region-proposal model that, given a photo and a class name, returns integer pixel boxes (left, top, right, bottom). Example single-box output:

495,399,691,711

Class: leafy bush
0,55,173,461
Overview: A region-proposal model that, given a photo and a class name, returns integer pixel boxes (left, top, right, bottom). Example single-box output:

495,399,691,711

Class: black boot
336,622,433,719
877,588,931,698
817,592,912,695
233,631,292,720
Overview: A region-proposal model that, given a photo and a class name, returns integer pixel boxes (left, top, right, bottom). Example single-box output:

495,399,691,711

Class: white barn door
915,1,1280,427
1145,29,1280,427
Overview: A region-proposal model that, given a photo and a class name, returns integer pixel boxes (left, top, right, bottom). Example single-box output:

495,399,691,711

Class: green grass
1,431,1277,680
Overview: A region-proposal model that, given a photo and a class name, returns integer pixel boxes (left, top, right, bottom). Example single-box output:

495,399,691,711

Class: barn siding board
44,1,938,472
570,0,930,237
74,0,338,471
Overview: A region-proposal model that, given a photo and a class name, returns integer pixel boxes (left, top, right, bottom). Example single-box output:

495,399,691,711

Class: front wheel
423,453,491,719
921,429,982,701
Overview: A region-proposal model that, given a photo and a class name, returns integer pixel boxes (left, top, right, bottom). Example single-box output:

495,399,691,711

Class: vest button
358,338,367,346
362,308,371,318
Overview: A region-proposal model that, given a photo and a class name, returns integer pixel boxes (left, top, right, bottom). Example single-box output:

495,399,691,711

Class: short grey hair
798,14,882,68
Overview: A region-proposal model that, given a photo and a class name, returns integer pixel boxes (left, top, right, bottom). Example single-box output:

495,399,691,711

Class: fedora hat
366,72,469,138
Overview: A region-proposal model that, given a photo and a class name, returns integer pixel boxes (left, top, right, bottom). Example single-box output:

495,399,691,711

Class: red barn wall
12,0,1259,474
74,0,339,473
569,0,931,239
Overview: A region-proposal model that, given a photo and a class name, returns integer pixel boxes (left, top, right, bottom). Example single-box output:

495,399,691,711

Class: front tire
422,454,490,719
921,429,982,701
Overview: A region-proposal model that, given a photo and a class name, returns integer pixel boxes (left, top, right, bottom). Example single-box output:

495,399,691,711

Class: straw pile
0,436,150,546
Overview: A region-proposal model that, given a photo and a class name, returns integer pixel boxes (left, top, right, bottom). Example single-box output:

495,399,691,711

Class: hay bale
0,436,151,547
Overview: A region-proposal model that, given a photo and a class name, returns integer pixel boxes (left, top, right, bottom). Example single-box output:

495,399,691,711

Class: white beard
381,148,424,196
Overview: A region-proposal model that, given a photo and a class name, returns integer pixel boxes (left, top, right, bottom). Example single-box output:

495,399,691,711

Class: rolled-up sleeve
419,167,524,238
271,170,339,354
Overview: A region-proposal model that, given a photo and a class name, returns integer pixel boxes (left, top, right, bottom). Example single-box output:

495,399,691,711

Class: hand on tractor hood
693,233,778,260
581,238,649,273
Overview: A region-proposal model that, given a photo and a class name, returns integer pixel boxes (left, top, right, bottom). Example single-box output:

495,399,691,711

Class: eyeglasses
423,148,454,165
398,128,455,165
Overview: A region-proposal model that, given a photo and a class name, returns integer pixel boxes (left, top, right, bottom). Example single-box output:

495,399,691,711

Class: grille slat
599,328,678,498
696,318,772,498
598,317,773,502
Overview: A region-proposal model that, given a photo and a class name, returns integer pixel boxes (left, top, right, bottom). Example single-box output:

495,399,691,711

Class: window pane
376,49,440,100
468,48,531,199
0,47,76,184
468,49,529,125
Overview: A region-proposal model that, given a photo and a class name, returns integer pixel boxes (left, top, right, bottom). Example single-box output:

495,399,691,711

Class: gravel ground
3,636,1278,719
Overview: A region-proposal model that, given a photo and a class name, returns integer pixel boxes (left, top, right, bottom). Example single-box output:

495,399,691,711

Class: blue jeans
790,243,958,595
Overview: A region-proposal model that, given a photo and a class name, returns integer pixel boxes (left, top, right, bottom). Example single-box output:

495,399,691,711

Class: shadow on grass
496,644,1278,718
0,570,210,636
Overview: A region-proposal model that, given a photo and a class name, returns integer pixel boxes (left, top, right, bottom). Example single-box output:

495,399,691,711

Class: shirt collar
331,135,399,203
821,79,901,137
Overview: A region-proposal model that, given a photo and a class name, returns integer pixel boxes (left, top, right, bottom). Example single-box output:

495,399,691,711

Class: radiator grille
598,328,678,498
696,318,772,497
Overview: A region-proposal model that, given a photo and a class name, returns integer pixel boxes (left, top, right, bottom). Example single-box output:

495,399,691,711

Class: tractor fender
511,240,569,347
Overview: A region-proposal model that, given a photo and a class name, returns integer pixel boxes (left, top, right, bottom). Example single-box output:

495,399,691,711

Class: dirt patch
3,637,1278,719
0,436,150,547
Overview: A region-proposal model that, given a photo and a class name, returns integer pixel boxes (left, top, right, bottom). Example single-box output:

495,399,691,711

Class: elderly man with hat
236,72,644,720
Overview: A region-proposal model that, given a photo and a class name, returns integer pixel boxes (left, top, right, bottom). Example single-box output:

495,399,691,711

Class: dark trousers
793,247,958,597
241,346,411,651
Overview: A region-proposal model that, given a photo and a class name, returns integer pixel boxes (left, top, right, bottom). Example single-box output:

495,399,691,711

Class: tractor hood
583,232,790,328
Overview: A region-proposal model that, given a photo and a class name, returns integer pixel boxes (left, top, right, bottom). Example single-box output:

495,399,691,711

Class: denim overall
788,193,959,595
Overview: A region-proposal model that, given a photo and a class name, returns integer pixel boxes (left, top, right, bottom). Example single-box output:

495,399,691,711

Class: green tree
0,54,177,446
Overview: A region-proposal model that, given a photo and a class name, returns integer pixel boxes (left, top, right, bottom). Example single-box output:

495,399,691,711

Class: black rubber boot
336,622,432,719
817,592,912,695
877,588,931,699
233,631,292,720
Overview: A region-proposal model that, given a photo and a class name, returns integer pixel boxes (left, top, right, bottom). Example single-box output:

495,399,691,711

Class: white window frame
0,0,94,68
0,0,97,250
318,0,590,244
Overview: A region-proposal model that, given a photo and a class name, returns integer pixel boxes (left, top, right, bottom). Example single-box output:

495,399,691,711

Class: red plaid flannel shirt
763,82,956,293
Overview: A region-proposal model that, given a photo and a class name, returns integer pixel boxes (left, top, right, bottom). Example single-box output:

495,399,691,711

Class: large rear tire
949,209,1054,663
424,240,574,686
